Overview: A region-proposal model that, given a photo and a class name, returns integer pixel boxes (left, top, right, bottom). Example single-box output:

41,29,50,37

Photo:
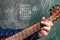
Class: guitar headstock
47,5,60,22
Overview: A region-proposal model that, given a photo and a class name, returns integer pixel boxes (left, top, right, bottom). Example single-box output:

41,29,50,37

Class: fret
22,29,29,39
14,34,19,40
33,24,36,32
32,27,36,33
35,22,40,31
28,28,32,36
23,26,34,38
17,31,24,40
22,30,27,39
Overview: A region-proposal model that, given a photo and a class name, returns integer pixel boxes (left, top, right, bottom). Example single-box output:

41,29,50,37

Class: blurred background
0,0,60,40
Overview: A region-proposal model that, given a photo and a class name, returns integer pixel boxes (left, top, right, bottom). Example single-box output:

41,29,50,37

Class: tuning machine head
50,5,60,11
49,5,60,21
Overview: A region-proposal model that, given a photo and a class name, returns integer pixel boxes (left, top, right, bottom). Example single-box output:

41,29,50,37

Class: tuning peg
50,6,55,11
50,8,53,11
52,6,54,8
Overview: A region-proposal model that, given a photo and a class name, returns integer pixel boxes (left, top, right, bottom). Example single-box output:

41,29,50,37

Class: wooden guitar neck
0,22,40,40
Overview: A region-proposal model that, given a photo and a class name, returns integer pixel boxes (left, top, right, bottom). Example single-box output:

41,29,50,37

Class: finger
45,20,53,26
41,21,51,27
47,21,53,26
41,26,51,32
40,30,48,37
38,32,44,37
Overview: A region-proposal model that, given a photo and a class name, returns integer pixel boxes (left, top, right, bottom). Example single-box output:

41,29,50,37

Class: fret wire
24,29,29,38
17,32,23,40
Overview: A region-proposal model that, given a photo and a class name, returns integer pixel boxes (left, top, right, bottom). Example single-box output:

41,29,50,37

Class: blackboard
0,0,60,40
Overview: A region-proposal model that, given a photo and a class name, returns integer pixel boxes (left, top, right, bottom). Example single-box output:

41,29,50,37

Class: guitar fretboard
2,22,40,40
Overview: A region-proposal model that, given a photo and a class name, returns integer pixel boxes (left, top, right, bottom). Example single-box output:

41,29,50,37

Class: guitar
1,5,60,40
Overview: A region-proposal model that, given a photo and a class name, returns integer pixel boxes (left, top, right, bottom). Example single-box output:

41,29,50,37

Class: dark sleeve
0,27,40,40
0,28,22,38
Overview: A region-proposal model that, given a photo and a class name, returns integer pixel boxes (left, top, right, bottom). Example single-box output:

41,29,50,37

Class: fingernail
43,17,45,18
41,21,43,23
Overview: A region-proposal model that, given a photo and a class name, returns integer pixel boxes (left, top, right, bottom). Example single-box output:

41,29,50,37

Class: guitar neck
19,22,40,39
2,22,40,40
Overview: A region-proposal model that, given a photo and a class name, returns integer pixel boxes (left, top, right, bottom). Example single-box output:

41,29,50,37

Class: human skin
38,17,53,37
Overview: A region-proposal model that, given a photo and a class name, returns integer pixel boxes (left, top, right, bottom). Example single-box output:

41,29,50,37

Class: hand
38,17,53,37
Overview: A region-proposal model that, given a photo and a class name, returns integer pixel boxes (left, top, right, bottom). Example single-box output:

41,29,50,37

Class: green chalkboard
0,0,60,40
37,0,60,40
